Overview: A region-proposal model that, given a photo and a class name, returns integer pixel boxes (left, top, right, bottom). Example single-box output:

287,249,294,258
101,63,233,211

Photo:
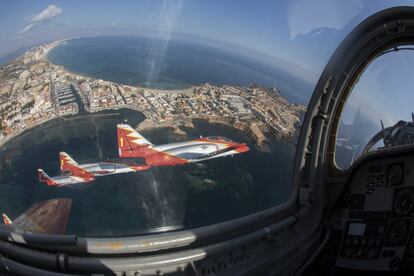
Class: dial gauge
387,220,410,247
393,189,414,217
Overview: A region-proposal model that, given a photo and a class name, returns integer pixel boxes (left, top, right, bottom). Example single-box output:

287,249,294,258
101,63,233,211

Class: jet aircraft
117,124,249,167
38,152,149,187
2,198,72,235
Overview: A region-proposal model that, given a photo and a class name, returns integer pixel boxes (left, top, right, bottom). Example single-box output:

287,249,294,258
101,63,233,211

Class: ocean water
0,109,294,237
48,36,309,104
0,36,302,237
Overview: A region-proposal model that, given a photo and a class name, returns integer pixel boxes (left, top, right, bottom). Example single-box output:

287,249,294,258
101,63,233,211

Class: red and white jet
117,124,249,167
38,152,149,187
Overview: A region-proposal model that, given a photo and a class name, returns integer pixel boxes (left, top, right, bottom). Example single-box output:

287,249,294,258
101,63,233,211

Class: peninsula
0,40,306,151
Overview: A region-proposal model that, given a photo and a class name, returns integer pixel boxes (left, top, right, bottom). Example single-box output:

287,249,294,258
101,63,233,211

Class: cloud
19,23,36,34
19,5,62,34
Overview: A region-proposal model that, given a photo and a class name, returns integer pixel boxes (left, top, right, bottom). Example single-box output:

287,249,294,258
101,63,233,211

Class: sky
342,49,414,126
0,1,413,84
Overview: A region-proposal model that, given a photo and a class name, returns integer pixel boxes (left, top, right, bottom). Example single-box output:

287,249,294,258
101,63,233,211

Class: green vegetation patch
21,100,35,111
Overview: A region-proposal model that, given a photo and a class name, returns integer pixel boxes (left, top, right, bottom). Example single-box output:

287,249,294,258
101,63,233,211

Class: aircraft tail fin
58,152,95,180
38,169,58,186
2,213,12,225
117,124,153,157
59,152,78,171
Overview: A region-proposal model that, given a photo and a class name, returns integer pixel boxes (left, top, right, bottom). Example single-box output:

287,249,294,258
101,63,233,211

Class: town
0,41,306,150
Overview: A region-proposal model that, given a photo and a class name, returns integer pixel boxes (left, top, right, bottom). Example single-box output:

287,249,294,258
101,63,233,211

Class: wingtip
2,213,12,225
118,123,133,129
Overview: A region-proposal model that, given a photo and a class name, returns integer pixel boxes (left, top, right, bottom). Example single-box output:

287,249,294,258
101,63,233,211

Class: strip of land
0,40,306,151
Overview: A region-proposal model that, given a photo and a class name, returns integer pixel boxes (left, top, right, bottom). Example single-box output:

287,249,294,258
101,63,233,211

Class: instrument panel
333,152,414,271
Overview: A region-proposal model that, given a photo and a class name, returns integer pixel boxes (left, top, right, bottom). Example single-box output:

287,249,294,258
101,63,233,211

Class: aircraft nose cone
236,145,250,153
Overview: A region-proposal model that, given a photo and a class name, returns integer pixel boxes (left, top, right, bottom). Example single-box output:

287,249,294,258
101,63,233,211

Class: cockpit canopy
204,136,235,143
335,45,414,169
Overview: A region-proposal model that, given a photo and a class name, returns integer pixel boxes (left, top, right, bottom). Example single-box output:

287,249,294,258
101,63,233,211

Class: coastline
0,108,142,150
0,115,57,149
42,41,278,151
0,38,306,152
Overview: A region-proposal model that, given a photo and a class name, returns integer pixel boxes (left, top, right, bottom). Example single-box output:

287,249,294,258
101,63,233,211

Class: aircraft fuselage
119,135,249,167
150,139,249,163
78,161,149,176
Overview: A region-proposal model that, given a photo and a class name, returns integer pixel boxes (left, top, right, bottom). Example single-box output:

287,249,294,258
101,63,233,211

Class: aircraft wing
10,198,72,235
64,164,95,180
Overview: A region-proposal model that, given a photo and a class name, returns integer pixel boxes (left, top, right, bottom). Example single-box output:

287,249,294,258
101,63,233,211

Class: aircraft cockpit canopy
204,136,235,143
336,44,414,169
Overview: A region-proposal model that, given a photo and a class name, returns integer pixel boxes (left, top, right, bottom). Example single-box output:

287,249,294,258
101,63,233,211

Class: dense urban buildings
0,41,306,150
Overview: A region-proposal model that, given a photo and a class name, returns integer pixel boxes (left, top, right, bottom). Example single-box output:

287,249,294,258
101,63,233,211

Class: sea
0,37,301,237
47,36,310,105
